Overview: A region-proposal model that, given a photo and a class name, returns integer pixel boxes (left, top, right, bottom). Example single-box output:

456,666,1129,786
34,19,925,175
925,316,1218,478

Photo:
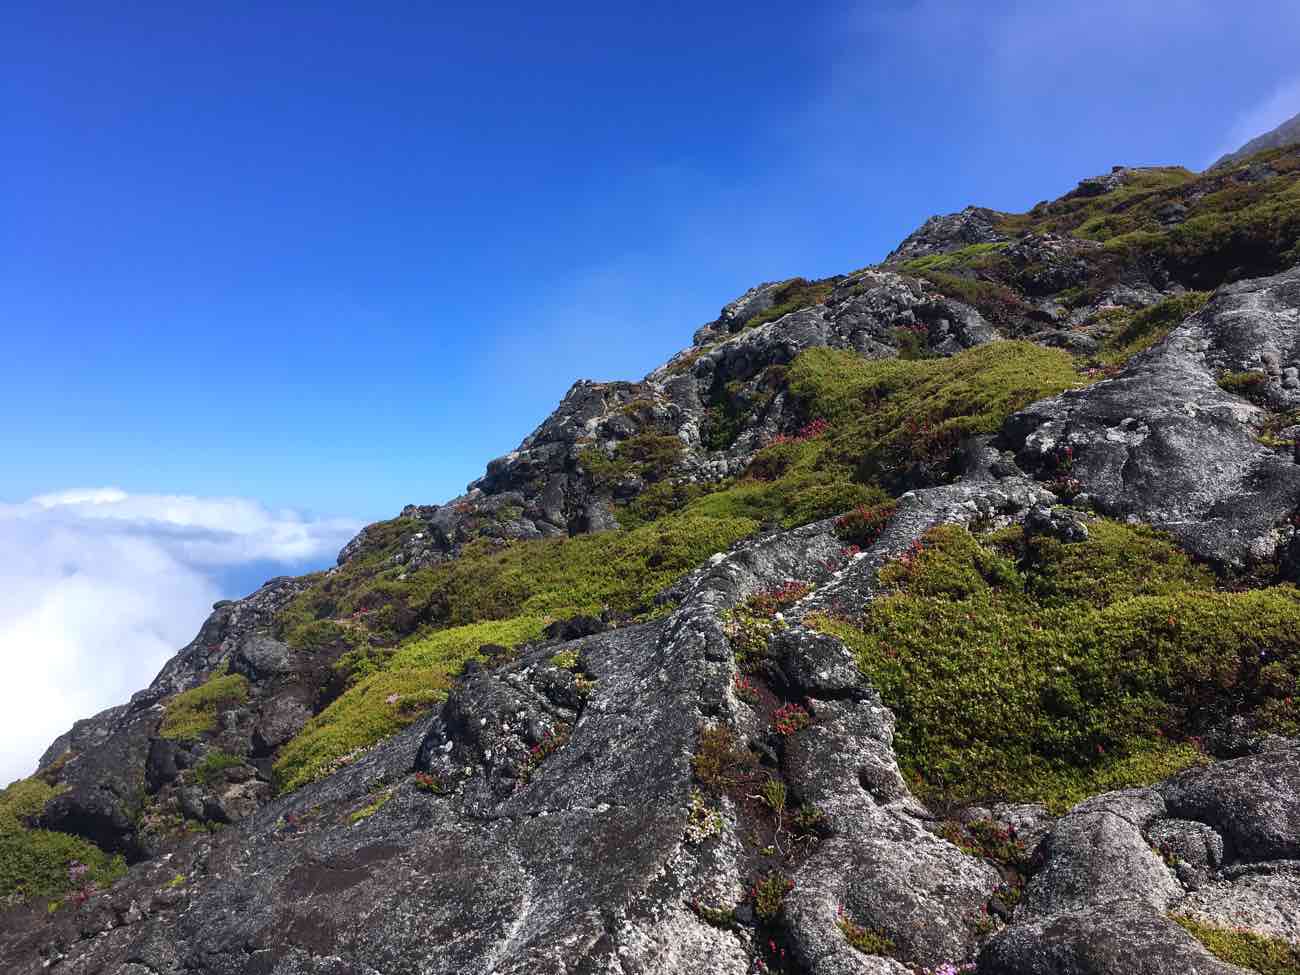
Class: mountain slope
1213,109,1300,169
3,142,1300,975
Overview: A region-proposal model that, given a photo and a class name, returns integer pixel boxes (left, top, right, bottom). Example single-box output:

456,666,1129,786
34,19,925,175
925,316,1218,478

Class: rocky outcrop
983,744,1300,974
884,206,1007,263
335,269,997,575
1005,265,1300,569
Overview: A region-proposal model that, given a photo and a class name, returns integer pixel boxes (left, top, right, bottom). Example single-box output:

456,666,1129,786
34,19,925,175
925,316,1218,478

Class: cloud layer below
0,489,359,785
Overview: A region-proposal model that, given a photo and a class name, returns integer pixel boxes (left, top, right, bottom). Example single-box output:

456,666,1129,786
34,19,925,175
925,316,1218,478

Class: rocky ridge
3,140,1300,975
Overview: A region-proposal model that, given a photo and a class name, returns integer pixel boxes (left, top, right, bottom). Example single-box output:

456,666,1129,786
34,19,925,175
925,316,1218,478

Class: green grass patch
0,776,126,903
900,240,1008,274
813,520,1300,811
159,671,250,740
1172,916,1300,974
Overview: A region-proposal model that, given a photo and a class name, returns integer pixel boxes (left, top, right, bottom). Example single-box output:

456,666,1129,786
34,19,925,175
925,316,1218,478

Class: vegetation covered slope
263,341,1081,790
7,141,1300,960
814,521,1300,811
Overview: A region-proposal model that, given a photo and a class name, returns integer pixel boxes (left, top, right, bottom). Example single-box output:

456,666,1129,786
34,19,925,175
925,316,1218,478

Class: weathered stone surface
884,205,1006,263
1158,746,1300,862
234,633,295,678
984,744,1300,974
980,903,1246,975
1005,266,1300,568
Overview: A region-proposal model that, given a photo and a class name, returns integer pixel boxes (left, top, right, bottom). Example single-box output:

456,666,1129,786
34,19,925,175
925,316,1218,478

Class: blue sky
2,1,1300,778
5,0,1299,522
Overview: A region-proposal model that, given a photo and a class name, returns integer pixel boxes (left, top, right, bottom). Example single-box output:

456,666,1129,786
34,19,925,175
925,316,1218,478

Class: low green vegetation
743,277,836,331
266,340,1093,797
781,342,1080,491
273,616,546,793
191,749,243,787
348,790,393,824
159,671,250,740
1090,291,1211,365
838,914,898,957
813,520,1300,811
749,870,794,922
1218,370,1272,405
901,240,1008,274
0,775,125,903
912,270,1041,333
580,432,684,489
1172,916,1300,975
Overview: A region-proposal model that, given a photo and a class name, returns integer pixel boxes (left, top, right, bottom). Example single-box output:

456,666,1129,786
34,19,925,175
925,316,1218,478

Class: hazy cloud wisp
0,489,359,785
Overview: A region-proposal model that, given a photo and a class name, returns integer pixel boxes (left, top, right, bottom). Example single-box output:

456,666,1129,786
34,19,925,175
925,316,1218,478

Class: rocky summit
4,136,1300,975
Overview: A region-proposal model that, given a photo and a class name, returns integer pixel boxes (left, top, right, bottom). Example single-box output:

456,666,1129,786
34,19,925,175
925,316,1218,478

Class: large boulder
1005,265,1300,568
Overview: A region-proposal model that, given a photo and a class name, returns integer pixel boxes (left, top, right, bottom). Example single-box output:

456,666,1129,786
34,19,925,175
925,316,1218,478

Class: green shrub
838,915,897,957
750,871,794,923
581,432,684,489
159,672,250,740
1218,370,1271,404
785,343,1080,491
814,521,1300,810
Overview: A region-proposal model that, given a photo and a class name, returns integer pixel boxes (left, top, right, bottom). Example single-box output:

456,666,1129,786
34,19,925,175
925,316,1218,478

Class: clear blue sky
5,0,1300,523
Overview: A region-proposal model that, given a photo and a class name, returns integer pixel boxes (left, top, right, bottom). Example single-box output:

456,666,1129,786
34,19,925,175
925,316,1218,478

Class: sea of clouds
0,488,359,785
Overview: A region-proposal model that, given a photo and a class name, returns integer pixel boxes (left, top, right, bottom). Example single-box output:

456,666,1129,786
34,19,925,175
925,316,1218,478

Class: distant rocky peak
1212,108,1300,170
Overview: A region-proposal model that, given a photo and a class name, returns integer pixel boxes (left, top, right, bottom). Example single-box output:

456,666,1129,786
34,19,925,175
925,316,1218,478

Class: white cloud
0,490,360,785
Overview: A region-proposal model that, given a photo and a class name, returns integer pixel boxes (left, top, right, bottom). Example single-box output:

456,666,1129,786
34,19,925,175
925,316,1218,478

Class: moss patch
159,671,250,740
1172,916,1300,975
784,342,1080,491
273,616,545,793
813,520,1300,811
191,750,243,787
0,776,125,903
